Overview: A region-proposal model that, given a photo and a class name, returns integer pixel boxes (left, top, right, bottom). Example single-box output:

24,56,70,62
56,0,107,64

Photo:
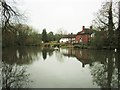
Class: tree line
2,24,42,47
41,28,63,43
2,23,63,47
1,0,62,47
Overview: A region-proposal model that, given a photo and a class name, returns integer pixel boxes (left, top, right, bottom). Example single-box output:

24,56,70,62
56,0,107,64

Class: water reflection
2,47,42,88
2,47,120,88
2,62,31,88
2,47,42,65
41,48,54,60
2,47,57,88
60,48,120,88
42,48,47,60
61,49,92,67
89,50,120,88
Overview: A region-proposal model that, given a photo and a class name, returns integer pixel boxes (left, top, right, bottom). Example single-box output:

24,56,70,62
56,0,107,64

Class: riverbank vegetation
2,23,63,47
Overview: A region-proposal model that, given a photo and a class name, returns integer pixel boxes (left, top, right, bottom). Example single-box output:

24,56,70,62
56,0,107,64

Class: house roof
62,34,76,38
77,29,93,35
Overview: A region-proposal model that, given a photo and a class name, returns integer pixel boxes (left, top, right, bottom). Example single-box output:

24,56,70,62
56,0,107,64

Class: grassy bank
42,42,118,50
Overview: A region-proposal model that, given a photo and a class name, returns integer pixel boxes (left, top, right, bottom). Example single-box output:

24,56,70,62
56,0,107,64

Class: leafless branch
1,0,22,32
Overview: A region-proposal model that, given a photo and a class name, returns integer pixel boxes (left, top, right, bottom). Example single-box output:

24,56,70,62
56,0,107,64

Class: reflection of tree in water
61,48,120,88
2,47,42,88
116,51,120,88
48,49,54,56
89,50,119,88
2,47,42,65
42,49,47,60
3,47,55,63
55,50,65,63
0,60,2,89
2,62,31,88
42,48,54,60
41,48,64,62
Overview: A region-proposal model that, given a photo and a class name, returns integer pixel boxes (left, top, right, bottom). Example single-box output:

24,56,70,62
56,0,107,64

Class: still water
2,47,120,88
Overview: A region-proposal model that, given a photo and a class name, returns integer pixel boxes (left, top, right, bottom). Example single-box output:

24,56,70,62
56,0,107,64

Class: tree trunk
118,1,120,50
118,2,120,89
108,1,114,48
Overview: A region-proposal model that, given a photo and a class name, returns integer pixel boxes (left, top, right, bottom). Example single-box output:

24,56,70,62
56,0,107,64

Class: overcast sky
19,0,106,34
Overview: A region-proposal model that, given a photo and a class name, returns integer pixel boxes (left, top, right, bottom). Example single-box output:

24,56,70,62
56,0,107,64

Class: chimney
90,26,92,30
82,26,85,31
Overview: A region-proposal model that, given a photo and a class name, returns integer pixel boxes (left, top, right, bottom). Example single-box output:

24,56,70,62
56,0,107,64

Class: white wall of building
59,38,69,43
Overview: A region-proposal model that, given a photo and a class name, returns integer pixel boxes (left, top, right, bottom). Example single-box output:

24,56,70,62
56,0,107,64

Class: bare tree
108,1,114,47
117,1,120,88
1,0,25,47
92,0,119,31
117,1,120,50
0,0,22,32
92,0,120,48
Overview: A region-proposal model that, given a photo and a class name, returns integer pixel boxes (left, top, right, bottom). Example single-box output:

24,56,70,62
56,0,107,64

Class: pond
2,47,120,88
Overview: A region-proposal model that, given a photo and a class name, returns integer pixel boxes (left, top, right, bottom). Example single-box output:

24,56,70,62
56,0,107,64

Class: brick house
75,26,93,44
59,26,93,44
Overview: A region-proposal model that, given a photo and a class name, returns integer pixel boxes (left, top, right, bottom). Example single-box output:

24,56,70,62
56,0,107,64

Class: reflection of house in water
61,49,91,68
75,49,90,67
62,49,76,57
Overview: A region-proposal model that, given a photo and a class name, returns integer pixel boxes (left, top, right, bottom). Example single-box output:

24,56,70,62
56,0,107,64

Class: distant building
75,26,93,44
59,26,93,44
59,33,76,43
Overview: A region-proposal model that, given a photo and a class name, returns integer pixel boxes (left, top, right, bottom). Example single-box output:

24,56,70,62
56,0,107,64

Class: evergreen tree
42,28,48,43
